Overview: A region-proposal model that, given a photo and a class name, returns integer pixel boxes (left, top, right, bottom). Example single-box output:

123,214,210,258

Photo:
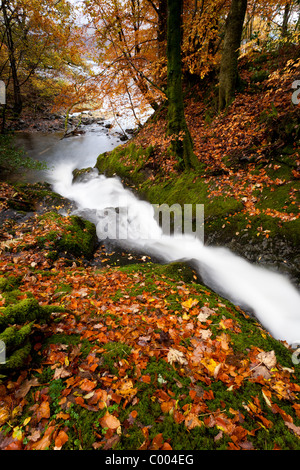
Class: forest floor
0,45,300,451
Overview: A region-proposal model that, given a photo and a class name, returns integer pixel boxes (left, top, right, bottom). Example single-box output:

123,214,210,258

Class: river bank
94,140,300,288
90,49,300,288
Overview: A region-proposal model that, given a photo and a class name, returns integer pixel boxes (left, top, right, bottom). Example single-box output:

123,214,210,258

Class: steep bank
94,47,300,286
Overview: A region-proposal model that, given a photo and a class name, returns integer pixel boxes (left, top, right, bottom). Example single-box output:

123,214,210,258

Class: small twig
198,408,227,418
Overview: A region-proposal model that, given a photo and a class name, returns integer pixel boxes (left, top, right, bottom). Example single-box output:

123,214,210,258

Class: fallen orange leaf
79,378,97,392
99,412,121,430
29,425,55,450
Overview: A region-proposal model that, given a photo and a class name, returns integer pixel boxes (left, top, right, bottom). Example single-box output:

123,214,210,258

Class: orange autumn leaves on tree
79,0,300,118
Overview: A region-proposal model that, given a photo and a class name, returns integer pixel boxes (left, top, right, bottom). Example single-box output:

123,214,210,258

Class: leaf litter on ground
0,224,299,450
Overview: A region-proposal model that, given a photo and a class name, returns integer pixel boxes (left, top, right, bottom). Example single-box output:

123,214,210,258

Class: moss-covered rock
0,322,34,352
36,211,97,260
4,340,32,369
159,261,201,284
0,298,50,329
72,167,95,183
95,143,156,185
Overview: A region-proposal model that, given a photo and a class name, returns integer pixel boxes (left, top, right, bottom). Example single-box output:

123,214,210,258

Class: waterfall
51,161,300,346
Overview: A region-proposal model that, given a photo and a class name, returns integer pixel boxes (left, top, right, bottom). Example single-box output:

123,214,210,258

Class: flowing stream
11,124,300,346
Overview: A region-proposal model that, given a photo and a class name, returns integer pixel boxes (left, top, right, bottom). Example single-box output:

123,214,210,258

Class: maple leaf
167,348,187,366
251,365,271,380
53,366,72,380
198,329,212,340
27,429,41,443
15,377,40,399
115,379,137,399
285,422,300,438
198,306,215,319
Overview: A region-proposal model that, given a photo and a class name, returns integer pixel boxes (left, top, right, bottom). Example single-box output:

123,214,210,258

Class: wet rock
72,167,98,183
206,231,300,288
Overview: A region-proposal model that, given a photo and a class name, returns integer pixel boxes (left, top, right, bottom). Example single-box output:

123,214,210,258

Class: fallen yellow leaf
182,298,198,309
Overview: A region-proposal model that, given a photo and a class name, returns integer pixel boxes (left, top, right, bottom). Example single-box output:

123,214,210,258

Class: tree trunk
281,2,291,38
166,0,199,170
1,0,23,117
218,0,247,112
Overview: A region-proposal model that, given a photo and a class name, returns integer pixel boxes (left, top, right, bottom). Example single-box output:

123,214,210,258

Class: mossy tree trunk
157,0,168,65
166,0,199,170
218,0,247,112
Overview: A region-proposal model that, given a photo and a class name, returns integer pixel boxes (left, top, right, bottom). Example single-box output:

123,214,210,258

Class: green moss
0,322,34,352
156,261,199,284
95,143,156,184
0,322,35,371
0,275,22,293
100,342,132,375
36,212,97,260
4,340,32,369
0,298,50,329
0,296,66,371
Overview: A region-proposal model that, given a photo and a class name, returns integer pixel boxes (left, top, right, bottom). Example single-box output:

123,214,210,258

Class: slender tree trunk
1,0,22,117
166,0,199,170
281,2,292,38
218,0,247,112
146,0,168,60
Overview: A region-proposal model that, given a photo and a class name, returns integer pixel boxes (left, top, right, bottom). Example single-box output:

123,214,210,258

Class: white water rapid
51,161,300,346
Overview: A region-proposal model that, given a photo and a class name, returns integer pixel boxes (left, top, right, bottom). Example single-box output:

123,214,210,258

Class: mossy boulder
159,261,201,284
36,212,97,260
95,143,156,185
